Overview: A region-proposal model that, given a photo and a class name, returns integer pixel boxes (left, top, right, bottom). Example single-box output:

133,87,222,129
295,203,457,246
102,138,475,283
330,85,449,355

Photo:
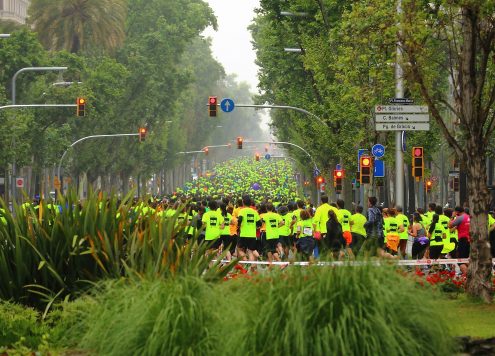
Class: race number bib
303,227,313,235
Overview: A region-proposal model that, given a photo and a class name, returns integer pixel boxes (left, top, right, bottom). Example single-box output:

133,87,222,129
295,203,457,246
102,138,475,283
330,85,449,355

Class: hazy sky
203,0,260,91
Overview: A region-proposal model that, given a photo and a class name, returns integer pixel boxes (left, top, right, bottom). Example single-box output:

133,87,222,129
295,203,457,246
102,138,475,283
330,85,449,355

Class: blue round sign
265,154,271,160
220,98,235,113
371,144,385,158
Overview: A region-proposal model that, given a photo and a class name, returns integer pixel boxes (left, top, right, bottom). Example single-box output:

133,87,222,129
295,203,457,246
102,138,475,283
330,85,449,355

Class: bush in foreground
55,265,454,356
0,300,47,349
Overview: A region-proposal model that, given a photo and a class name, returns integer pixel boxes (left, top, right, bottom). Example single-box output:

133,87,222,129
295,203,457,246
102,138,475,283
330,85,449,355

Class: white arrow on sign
375,114,430,123
375,105,429,114
375,122,430,131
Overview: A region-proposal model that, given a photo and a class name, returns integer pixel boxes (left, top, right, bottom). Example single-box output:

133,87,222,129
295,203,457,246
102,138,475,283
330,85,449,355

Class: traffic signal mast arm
58,133,140,179
0,104,77,110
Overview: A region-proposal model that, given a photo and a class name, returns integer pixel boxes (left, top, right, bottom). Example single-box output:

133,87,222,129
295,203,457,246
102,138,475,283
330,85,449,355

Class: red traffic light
208,96,217,117
203,147,209,155
317,176,324,184
255,153,260,161
335,170,343,178
361,157,371,167
414,147,423,157
237,136,243,149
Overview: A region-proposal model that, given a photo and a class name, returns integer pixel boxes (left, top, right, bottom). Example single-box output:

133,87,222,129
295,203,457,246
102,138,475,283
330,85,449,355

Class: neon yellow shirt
238,207,260,238
279,212,293,236
396,213,409,240
338,208,352,233
297,219,313,238
313,203,338,233
202,210,224,241
350,213,366,237
263,211,282,240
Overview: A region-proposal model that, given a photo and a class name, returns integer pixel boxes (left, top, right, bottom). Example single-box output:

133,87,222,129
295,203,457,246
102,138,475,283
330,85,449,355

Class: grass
432,294,495,338
48,265,455,356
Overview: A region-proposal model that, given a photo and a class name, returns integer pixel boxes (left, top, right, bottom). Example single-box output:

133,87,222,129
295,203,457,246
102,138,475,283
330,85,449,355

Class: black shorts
264,238,280,253
457,238,470,259
296,236,315,255
238,237,259,251
279,235,290,247
205,238,222,250
429,245,443,259
222,235,237,253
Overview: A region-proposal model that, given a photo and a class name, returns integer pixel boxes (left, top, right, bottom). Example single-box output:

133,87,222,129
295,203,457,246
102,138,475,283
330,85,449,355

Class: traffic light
425,179,433,192
412,147,424,180
237,136,243,149
208,96,217,117
76,97,86,117
360,156,372,184
255,153,260,161
334,169,344,193
139,127,147,142
203,147,209,155
453,176,460,192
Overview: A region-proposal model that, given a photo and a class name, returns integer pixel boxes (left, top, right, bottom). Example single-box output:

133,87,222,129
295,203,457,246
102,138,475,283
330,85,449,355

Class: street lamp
52,81,83,87
284,48,303,53
11,66,68,205
280,11,309,17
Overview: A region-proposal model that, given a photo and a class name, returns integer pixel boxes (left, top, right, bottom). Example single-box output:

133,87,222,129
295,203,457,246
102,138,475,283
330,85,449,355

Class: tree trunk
465,142,492,302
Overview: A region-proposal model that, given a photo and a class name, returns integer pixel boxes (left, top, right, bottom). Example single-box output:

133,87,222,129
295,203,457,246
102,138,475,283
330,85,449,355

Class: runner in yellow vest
261,203,283,262
396,206,410,259
350,205,367,255
337,199,354,259
428,214,445,259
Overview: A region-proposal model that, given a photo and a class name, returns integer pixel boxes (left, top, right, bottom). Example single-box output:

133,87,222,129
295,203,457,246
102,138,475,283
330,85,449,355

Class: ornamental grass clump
77,277,219,356
65,265,454,356
235,266,454,356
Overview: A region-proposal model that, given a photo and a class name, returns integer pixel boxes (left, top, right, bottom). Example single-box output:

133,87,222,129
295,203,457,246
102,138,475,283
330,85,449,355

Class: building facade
0,0,29,24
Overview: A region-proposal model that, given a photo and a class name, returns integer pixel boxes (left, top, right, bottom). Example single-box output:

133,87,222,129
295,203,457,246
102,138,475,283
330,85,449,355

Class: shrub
0,300,46,349
57,265,454,356
77,277,220,356
234,266,454,356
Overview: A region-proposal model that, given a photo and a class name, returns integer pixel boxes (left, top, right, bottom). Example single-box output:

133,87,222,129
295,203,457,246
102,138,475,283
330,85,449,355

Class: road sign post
15,178,24,188
220,98,235,113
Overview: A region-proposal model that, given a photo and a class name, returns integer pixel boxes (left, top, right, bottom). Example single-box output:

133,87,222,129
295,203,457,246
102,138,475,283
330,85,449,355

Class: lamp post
11,66,68,204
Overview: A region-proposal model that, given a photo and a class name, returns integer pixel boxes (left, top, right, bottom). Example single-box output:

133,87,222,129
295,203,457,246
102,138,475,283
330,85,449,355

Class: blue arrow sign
313,168,321,177
220,98,235,113
374,159,385,178
371,144,385,158
265,153,271,160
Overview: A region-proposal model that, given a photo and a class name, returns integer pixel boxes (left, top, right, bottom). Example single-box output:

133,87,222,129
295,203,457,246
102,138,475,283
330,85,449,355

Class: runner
295,209,315,260
201,200,224,253
237,195,261,261
261,203,283,262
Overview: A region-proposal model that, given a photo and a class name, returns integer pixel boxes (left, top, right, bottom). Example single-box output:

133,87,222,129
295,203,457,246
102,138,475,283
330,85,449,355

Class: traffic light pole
57,133,139,192
395,0,405,208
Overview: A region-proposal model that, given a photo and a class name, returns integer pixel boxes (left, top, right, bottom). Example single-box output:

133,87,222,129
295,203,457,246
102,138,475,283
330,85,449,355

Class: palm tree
28,0,127,54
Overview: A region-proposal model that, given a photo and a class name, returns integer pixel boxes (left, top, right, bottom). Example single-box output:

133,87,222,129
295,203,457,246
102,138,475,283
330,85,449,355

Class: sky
202,0,260,91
